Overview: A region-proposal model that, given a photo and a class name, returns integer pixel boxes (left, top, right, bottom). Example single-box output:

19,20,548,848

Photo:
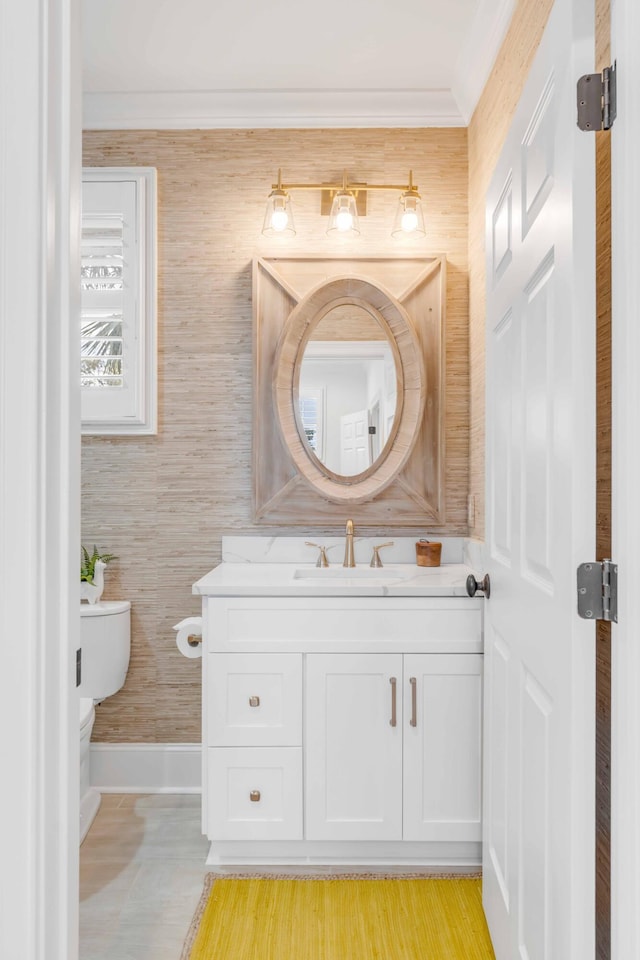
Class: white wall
300,360,368,473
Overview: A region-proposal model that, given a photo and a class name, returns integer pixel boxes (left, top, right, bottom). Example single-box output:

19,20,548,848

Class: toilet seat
80,599,131,617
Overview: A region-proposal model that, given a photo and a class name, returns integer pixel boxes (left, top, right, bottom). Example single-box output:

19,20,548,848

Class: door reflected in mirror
297,303,399,479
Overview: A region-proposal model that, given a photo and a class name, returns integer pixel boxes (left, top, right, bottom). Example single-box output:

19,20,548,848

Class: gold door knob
250,790,261,802
249,696,260,707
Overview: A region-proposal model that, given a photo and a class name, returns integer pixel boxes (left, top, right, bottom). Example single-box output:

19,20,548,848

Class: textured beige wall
82,129,469,743
594,3,612,957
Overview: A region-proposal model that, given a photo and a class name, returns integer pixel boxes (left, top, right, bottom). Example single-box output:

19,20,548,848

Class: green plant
81,545,117,583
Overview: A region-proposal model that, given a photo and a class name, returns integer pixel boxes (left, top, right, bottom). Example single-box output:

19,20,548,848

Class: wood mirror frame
275,279,422,500
252,256,445,525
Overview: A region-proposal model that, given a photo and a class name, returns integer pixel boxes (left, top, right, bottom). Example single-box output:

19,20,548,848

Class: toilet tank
79,600,131,701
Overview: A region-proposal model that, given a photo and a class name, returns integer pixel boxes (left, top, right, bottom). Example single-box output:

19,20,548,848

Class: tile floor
79,794,210,960
80,793,480,959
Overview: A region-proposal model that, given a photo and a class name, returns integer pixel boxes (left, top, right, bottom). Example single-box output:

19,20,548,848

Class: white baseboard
90,743,201,793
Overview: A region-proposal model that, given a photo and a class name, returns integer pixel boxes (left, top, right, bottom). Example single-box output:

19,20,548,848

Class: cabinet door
306,653,402,841
403,653,482,842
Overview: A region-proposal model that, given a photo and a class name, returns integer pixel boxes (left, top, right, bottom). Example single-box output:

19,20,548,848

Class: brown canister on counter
415,539,442,567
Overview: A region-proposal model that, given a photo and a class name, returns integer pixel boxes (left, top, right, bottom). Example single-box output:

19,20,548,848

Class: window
81,167,157,435
299,389,325,460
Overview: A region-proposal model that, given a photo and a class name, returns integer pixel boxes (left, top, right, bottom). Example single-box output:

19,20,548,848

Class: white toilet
78,600,131,843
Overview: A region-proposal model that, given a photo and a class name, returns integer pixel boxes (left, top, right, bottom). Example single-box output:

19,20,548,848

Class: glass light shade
327,191,360,236
262,189,296,236
391,191,426,238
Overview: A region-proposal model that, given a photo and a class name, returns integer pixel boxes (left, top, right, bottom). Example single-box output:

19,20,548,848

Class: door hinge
577,62,617,131
577,560,618,623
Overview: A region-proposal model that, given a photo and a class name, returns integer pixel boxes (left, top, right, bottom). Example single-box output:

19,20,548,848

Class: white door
368,401,381,461
483,0,596,957
305,653,402,841
340,408,370,474
403,654,482,842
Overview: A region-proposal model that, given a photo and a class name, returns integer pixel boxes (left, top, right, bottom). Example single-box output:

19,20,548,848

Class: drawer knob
250,790,261,802
249,696,260,707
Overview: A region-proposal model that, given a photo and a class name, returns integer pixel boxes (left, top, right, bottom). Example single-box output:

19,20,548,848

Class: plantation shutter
299,390,324,459
81,169,156,434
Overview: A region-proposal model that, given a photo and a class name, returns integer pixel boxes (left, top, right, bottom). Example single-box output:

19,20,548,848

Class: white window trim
81,166,157,435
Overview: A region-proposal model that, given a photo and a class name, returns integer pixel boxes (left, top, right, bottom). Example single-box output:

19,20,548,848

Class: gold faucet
343,519,356,567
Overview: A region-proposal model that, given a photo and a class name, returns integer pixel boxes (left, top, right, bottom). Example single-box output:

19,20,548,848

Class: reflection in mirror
297,304,398,478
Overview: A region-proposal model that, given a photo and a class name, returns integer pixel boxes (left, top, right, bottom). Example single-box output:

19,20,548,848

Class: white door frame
0,1,81,959
610,1,640,958
0,0,636,958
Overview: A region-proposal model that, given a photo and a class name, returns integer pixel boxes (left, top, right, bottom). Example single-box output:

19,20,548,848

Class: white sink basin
292,566,414,581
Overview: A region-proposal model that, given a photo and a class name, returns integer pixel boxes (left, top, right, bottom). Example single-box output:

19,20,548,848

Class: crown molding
82,88,466,130
451,0,517,124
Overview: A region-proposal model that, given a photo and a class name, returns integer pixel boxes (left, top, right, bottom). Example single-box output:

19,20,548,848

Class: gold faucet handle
305,541,330,567
370,541,394,568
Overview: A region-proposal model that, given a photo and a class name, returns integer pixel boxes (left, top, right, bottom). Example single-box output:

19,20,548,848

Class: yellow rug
181,874,496,960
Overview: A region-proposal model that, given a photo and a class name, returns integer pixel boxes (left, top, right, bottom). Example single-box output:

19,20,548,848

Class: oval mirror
273,275,425,505
295,302,401,482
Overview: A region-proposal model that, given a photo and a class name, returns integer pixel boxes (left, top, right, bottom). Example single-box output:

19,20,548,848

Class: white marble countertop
192,561,477,598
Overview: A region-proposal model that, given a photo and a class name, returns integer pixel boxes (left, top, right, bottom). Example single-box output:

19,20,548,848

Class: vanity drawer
208,652,302,746
207,597,483,653
207,747,303,841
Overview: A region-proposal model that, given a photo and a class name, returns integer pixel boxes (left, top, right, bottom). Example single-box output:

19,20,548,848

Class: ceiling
82,0,515,130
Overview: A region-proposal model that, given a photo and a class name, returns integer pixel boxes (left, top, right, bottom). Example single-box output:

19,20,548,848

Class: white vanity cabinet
305,652,482,844
200,592,484,866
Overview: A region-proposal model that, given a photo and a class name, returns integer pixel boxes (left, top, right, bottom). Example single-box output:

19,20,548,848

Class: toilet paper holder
174,616,204,658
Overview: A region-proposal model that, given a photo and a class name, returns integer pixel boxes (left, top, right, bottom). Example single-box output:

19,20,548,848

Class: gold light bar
263,169,426,238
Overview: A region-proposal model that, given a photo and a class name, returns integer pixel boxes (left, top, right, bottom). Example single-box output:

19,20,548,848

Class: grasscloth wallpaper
81,129,469,744
594,4,612,957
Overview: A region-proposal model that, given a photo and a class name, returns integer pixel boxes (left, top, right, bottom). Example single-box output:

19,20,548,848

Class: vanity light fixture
326,174,360,237
262,168,426,239
262,169,296,236
391,171,426,238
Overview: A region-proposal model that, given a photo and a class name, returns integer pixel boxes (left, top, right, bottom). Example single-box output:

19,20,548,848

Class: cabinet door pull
249,696,260,707
410,677,417,727
389,676,397,727
250,790,261,802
